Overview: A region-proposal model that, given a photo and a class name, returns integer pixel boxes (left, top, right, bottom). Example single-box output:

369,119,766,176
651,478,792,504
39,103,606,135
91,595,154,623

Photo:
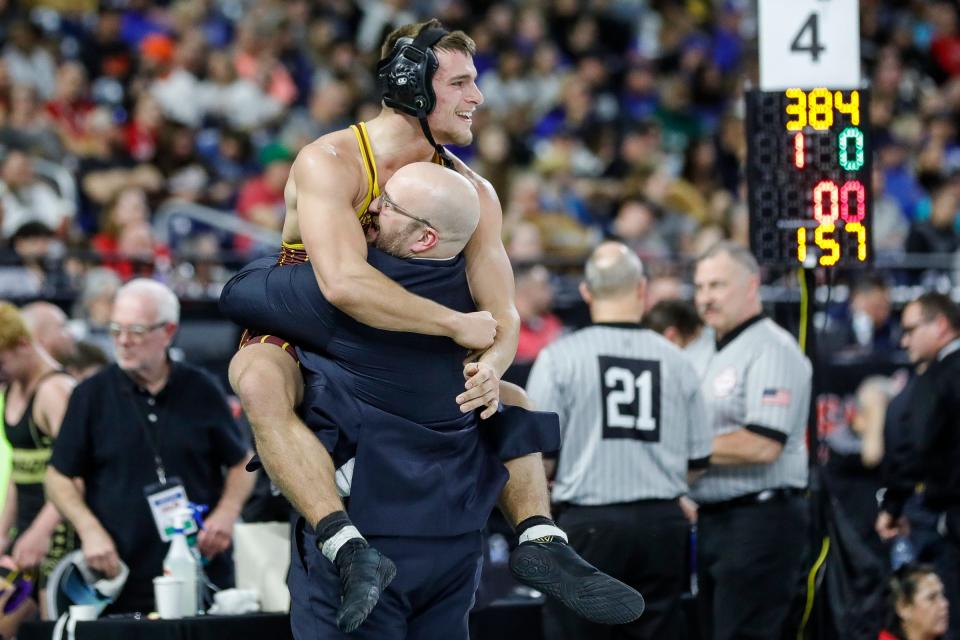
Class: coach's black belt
699,487,805,515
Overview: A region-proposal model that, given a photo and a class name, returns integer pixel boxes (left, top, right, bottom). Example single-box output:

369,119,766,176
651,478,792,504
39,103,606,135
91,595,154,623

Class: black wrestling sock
314,511,397,633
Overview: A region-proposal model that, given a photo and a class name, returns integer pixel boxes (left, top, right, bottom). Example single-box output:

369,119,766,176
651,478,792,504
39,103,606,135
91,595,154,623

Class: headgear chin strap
376,27,452,165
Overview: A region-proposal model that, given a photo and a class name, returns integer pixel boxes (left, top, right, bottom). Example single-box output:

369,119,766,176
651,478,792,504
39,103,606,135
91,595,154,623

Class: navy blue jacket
219,249,558,536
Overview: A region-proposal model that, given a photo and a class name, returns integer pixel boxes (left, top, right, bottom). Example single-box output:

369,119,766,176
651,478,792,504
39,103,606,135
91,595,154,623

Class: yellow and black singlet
278,121,448,264
3,373,77,584
241,123,448,355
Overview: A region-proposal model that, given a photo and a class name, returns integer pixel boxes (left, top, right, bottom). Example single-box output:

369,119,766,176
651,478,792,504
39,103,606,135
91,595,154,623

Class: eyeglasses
108,322,167,340
380,191,434,229
901,317,934,337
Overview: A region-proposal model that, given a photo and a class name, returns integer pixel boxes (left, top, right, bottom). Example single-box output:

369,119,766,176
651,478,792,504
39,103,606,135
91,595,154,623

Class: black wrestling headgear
376,26,451,163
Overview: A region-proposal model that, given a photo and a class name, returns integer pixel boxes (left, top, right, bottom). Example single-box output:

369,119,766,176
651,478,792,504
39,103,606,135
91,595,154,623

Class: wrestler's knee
229,344,303,420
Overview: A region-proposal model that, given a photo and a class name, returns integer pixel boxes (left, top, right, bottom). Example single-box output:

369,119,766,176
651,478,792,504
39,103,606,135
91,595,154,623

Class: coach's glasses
380,191,434,229
108,322,167,340
900,318,935,337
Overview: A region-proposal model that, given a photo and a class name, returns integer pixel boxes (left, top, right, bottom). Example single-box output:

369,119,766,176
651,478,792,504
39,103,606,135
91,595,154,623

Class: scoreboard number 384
745,88,872,268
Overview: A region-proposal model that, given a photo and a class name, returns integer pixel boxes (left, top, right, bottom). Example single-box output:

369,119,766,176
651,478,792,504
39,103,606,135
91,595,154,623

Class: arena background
1,0,958,638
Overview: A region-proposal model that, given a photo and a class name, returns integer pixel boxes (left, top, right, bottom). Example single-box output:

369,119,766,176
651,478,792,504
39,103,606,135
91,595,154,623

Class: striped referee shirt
687,316,811,504
526,323,712,506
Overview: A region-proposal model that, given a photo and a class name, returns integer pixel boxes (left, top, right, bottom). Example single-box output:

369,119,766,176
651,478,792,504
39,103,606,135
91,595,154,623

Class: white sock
519,524,568,544
321,525,365,563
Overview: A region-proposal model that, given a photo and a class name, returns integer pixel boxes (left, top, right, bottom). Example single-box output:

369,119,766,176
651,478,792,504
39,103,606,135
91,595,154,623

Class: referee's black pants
696,492,808,640
543,499,689,640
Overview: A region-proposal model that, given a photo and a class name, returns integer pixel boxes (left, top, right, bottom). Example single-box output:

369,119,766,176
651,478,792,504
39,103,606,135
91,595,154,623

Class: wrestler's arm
460,169,521,377
296,145,494,350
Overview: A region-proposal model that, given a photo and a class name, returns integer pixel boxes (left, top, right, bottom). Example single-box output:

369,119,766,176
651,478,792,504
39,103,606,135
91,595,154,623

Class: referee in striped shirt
526,241,712,639
689,241,811,640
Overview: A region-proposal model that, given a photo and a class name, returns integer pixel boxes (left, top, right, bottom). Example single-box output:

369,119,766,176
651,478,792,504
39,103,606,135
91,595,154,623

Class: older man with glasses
45,279,256,615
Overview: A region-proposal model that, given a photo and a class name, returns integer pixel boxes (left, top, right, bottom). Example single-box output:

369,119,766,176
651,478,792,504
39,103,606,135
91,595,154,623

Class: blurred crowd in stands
0,0,957,307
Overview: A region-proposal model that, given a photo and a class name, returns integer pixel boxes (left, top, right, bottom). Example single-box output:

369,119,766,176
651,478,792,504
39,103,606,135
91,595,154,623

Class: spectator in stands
279,79,355,153
880,564,949,640
906,179,960,255
8,222,64,294
122,94,163,164
143,32,204,129
78,7,134,87
2,21,56,100
44,62,96,158
643,273,684,309
91,186,151,260
196,50,283,132
514,264,563,365
72,267,121,359
45,278,255,614
231,18,298,107
234,143,293,254
873,165,911,254
112,220,169,280
611,195,671,262
20,301,77,366
0,149,75,239
506,221,546,264
0,84,62,159
822,274,900,358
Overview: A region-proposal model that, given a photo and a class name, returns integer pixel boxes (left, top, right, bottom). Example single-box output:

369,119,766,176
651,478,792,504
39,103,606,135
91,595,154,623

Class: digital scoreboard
745,88,872,268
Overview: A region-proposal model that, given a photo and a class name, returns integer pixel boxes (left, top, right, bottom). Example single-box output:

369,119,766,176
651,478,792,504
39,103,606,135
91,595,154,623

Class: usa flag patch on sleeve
761,388,791,406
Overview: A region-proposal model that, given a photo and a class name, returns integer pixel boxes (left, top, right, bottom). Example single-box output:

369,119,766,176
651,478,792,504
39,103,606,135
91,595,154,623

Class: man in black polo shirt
45,279,254,614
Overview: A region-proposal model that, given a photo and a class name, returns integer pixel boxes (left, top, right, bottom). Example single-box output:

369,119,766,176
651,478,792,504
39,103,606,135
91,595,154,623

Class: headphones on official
376,26,452,165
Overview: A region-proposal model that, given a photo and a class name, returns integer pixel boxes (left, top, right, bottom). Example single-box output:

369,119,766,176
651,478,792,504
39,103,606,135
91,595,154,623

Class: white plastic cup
153,576,184,619
69,604,99,621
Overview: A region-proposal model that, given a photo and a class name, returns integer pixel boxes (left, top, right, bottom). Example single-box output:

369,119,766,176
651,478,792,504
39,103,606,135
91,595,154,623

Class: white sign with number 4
758,0,861,91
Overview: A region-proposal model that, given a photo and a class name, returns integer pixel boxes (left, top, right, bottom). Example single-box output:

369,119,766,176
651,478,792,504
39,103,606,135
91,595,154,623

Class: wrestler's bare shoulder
281,131,367,243
296,130,365,175
445,150,500,206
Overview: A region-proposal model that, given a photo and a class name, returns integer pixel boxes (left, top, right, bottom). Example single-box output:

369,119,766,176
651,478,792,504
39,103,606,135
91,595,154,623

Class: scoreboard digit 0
746,88,872,268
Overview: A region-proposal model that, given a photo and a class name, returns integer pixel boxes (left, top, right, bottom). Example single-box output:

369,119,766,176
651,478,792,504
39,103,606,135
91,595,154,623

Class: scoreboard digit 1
745,88,872,268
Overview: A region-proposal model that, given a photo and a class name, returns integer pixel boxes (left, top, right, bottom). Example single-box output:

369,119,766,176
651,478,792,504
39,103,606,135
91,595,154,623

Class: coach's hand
459,362,500,419
452,311,497,351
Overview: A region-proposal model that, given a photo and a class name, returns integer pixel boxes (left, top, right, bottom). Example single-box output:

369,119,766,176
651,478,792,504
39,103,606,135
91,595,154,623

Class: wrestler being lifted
226,19,645,633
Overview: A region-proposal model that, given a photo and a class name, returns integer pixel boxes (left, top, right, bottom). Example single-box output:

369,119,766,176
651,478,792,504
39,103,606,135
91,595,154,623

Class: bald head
21,301,76,363
375,162,480,259
584,242,645,298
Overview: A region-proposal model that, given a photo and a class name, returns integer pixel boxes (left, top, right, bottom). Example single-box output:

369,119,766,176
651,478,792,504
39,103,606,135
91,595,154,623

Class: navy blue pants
289,517,483,639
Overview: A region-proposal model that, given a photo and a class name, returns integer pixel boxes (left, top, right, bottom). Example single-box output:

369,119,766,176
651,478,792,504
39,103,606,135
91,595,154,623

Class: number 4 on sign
791,13,825,62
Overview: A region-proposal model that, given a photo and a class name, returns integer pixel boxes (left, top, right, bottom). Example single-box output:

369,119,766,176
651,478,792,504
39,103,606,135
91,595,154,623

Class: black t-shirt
50,362,249,612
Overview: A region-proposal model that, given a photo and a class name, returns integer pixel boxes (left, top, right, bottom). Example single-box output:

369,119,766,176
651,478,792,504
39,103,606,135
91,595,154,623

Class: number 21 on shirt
599,356,661,442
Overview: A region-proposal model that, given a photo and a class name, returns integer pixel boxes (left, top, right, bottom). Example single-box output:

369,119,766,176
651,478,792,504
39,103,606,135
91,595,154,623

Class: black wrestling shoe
335,545,398,633
509,540,644,625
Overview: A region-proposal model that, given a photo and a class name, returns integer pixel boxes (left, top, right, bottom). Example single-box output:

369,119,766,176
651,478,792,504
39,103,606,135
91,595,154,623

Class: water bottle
164,520,199,616
890,535,915,570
